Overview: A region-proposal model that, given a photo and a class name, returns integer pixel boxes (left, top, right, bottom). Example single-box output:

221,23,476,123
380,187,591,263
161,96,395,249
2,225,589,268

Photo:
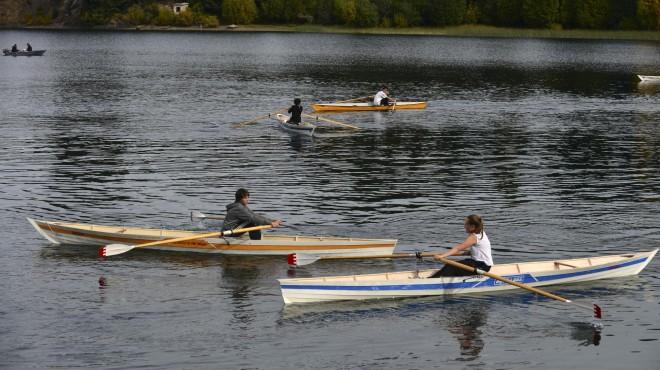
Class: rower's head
464,215,484,237
294,98,301,105
235,188,250,205
381,86,388,92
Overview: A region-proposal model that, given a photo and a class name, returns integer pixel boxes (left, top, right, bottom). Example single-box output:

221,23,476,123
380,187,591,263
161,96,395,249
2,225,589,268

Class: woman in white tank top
430,215,493,277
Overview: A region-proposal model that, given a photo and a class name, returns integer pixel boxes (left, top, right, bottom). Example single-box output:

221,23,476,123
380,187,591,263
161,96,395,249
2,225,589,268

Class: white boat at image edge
279,249,657,304
637,75,660,83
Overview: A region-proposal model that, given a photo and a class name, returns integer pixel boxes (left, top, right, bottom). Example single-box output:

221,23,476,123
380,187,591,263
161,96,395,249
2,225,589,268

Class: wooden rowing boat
637,75,660,83
273,113,317,136
312,102,427,112
279,249,657,304
3,49,46,56
27,218,396,256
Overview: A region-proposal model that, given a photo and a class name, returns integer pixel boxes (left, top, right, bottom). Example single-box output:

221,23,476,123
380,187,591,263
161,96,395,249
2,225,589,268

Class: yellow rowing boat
312,102,427,112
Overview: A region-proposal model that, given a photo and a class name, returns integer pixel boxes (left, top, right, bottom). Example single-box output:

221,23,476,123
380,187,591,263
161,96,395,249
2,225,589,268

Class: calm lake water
1,30,659,369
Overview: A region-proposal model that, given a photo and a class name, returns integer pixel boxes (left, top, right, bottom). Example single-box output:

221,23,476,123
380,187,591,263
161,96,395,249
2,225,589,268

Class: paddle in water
99,225,272,257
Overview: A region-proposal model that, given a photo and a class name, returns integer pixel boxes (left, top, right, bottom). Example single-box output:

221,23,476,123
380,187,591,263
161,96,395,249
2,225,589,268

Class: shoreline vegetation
4,24,660,42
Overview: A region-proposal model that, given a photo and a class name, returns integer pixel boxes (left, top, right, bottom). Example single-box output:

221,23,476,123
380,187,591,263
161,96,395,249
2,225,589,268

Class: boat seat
555,261,578,269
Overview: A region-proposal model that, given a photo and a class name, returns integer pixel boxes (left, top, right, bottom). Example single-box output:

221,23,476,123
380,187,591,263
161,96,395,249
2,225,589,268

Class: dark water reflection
0,30,659,369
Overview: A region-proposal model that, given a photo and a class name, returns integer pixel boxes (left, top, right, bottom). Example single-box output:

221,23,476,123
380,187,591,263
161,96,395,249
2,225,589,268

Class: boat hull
3,49,46,56
274,114,316,136
28,218,396,256
279,249,657,304
638,75,660,83
312,102,427,112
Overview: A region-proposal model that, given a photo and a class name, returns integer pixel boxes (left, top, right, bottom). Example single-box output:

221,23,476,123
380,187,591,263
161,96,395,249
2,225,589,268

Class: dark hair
381,86,388,91
294,98,301,105
235,188,250,202
465,214,484,238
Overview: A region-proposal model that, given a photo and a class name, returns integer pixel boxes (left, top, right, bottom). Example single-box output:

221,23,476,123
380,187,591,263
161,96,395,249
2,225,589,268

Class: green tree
495,0,522,26
153,5,175,26
123,4,147,25
222,0,258,24
574,0,610,29
425,0,466,26
522,0,559,28
638,0,660,30
393,0,423,26
334,0,357,24
354,0,379,27
260,0,306,22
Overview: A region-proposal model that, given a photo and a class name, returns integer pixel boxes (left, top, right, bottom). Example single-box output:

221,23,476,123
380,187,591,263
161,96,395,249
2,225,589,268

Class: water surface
1,30,659,369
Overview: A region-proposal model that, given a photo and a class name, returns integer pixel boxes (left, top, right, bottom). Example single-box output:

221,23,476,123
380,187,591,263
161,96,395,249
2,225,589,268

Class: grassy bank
8,24,660,42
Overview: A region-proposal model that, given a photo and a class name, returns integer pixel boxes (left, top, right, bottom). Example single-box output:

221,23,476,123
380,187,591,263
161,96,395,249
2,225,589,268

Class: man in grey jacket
222,188,282,240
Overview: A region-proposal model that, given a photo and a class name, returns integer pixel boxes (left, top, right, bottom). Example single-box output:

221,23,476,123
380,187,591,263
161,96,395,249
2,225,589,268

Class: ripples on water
0,30,659,369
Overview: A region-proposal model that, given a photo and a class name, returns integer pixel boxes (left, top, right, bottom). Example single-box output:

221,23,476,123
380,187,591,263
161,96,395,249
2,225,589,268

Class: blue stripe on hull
280,256,648,291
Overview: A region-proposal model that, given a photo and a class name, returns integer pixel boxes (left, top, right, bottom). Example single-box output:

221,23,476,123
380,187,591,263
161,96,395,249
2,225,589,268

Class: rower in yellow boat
373,86,395,106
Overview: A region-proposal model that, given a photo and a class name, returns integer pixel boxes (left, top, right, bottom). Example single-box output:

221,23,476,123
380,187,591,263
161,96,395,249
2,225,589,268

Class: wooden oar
235,108,286,127
437,257,602,319
190,210,224,221
390,98,397,111
288,251,436,267
99,225,272,257
302,113,359,130
334,95,373,104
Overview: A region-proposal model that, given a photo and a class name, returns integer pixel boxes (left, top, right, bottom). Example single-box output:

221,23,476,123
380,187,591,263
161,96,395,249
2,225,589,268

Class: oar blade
190,210,206,220
99,244,136,257
593,304,602,319
287,253,322,267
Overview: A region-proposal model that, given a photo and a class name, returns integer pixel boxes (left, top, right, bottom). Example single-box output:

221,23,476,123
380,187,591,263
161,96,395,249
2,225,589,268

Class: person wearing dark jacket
287,98,303,124
222,188,282,240
26,43,32,51
11,44,18,52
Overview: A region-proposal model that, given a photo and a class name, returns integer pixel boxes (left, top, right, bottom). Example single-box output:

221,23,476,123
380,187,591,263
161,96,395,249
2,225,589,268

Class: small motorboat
3,49,46,56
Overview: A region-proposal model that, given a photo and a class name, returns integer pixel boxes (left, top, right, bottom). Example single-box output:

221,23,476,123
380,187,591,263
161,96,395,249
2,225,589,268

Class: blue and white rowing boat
279,249,657,304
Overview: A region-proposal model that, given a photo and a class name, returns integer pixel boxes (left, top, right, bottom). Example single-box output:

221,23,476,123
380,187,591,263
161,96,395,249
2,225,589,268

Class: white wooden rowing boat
279,249,657,304
637,75,660,83
28,218,396,256
273,113,317,136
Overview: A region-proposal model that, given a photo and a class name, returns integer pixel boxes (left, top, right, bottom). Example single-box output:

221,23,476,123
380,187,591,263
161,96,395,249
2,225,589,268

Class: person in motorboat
222,188,282,240
26,43,32,51
373,86,395,106
287,98,303,125
429,214,493,277
11,44,18,52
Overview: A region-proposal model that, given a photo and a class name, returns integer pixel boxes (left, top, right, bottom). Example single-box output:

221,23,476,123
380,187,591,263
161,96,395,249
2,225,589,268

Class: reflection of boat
3,49,46,56
312,101,427,112
273,113,317,136
279,249,657,304
28,218,397,256
637,75,660,83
